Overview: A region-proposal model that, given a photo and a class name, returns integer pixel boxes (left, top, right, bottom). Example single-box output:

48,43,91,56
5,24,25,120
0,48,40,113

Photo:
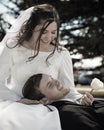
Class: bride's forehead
35,21,57,31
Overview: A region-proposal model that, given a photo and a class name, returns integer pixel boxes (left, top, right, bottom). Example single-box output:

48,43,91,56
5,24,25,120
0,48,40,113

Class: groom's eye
47,82,54,89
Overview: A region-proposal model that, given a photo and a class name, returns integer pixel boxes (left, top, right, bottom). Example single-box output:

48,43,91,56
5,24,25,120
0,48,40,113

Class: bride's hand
17,98,40,105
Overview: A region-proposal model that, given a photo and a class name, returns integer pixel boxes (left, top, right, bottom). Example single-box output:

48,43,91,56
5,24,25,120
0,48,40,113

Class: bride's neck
22,41,54,52
39,44,54,52
22,40,35,50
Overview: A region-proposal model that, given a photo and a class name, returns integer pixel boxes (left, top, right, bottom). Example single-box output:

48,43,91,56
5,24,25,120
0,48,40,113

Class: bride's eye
51,31,57,35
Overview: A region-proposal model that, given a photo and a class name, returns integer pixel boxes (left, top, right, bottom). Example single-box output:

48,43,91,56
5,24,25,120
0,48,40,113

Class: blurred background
0,0,104,86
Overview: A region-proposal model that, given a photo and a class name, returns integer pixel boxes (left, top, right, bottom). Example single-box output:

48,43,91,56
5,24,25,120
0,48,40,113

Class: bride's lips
41,39,50,44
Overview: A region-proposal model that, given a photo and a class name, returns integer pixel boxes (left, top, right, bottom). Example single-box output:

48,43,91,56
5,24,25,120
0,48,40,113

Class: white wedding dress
0,6,82,130
0,44,62,130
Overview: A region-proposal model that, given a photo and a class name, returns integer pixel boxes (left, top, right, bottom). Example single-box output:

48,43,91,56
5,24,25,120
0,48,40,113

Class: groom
22,73,104,130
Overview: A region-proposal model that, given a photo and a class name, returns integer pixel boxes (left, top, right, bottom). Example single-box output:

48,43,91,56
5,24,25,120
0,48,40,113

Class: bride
0,4,62,130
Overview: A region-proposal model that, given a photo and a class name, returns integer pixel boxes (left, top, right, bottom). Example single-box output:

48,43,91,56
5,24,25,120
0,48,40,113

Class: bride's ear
39,97,52,105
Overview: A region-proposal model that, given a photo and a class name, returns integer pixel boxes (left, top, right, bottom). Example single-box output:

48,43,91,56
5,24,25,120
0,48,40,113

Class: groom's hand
79,92,94,106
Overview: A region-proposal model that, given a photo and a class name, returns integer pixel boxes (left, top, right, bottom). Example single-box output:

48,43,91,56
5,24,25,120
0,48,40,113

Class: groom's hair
22,73,45,100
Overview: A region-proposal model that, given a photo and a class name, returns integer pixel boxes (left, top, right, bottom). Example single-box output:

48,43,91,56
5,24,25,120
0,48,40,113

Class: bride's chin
41,39,50,44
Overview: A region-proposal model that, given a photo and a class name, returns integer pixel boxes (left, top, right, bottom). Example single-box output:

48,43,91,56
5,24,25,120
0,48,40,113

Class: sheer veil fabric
1,7,34,44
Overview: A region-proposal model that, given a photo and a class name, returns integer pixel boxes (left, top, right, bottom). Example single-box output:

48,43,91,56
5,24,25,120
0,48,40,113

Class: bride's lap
0,101,61,130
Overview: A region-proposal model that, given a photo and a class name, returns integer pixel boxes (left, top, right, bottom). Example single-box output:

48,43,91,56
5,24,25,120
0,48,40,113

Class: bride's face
32,21,57,45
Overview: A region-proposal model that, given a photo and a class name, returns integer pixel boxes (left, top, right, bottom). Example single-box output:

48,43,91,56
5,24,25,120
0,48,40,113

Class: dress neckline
20,45,53,54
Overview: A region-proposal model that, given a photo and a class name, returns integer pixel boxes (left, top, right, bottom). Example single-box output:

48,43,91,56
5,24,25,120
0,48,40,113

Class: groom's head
22,73,70,104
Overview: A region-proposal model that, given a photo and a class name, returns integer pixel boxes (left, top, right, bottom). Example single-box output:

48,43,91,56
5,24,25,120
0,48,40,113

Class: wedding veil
1,6,34,45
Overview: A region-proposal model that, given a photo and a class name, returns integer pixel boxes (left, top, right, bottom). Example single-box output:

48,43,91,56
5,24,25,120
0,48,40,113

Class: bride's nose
45,33,53,40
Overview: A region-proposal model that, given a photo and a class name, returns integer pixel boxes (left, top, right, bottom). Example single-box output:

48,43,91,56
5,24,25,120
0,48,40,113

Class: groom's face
38,74,70,101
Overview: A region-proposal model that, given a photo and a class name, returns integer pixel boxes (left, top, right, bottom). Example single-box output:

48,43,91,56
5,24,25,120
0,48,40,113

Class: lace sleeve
58,49,82,102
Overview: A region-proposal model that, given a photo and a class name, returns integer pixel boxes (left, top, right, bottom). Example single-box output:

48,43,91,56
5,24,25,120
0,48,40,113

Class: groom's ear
39,97,52,105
